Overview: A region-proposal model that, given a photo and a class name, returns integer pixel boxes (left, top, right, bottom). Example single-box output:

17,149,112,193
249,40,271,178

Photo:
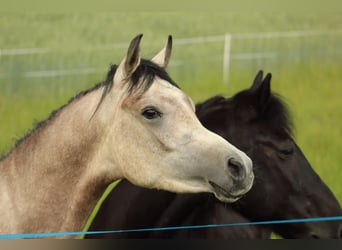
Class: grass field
0,12,341,236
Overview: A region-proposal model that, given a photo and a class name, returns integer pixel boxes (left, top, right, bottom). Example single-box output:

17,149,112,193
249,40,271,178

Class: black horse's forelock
196,91,294,137
232,83,294,137
263,93,294,136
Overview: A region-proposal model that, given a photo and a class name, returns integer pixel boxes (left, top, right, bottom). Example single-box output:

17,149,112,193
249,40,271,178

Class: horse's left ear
114,34,143,83
257,73,272,110
151,35,172,68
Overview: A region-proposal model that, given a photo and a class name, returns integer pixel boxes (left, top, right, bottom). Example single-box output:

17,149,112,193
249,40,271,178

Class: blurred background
0,11,341,215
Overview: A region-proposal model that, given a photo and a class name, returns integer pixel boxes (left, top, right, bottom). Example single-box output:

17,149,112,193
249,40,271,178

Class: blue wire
0,215,342,239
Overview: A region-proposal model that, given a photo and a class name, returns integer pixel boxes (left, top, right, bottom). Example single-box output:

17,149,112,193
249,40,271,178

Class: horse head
197,70,342,238
96,34,254,202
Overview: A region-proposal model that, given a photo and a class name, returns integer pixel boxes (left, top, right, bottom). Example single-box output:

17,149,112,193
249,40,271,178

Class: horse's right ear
249,70,272,112
114,34,143,83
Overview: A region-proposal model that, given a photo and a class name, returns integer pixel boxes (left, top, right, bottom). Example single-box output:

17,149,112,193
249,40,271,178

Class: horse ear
258,73,272,110
151,35,172,68
114,34,143,82
250,70,264,91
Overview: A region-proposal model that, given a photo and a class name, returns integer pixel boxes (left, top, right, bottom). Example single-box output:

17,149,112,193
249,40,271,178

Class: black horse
86,71,342,239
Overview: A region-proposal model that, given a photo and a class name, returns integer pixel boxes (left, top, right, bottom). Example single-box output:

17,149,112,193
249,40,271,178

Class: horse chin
209,181,244,203
215,194,242,203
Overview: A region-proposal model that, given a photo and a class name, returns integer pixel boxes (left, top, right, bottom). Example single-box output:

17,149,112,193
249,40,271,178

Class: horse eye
279,147,294,155
142,107,162,120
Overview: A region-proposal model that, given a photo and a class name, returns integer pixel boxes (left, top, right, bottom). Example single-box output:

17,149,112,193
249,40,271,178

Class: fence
1,29,342,84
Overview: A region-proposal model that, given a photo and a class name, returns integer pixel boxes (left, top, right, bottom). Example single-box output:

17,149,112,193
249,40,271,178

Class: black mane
104,59,178,92
196,90,294,137
130,59,178,91
195,95,226,116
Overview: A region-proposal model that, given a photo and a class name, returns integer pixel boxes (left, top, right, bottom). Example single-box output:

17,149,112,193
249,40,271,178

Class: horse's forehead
147,79,195,110
153,78,181,94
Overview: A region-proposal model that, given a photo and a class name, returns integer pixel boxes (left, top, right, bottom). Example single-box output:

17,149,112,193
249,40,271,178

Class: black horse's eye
279,147,294,155
142,107,162,120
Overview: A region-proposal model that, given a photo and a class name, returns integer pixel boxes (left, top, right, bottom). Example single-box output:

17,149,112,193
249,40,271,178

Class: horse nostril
227,158,246,181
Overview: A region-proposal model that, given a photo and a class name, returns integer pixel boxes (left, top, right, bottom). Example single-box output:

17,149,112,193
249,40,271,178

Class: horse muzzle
209,156,254,203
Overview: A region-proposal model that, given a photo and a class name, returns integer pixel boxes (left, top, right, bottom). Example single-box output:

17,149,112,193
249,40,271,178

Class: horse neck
0,87,115,236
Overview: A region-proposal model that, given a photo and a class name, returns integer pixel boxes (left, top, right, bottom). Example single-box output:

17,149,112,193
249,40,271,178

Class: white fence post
223,33,232,84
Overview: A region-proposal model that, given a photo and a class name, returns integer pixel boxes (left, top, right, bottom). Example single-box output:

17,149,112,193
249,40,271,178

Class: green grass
0,12,341,237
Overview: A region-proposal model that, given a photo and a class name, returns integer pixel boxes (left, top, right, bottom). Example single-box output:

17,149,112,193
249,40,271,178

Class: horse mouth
208,181,244,203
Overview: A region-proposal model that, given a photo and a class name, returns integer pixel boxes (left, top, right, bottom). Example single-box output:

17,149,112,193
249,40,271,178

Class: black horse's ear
257,73,272,111
250,70,264,91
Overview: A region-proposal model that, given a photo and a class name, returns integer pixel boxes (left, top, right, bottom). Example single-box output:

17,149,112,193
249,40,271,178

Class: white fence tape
1,30,341,81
